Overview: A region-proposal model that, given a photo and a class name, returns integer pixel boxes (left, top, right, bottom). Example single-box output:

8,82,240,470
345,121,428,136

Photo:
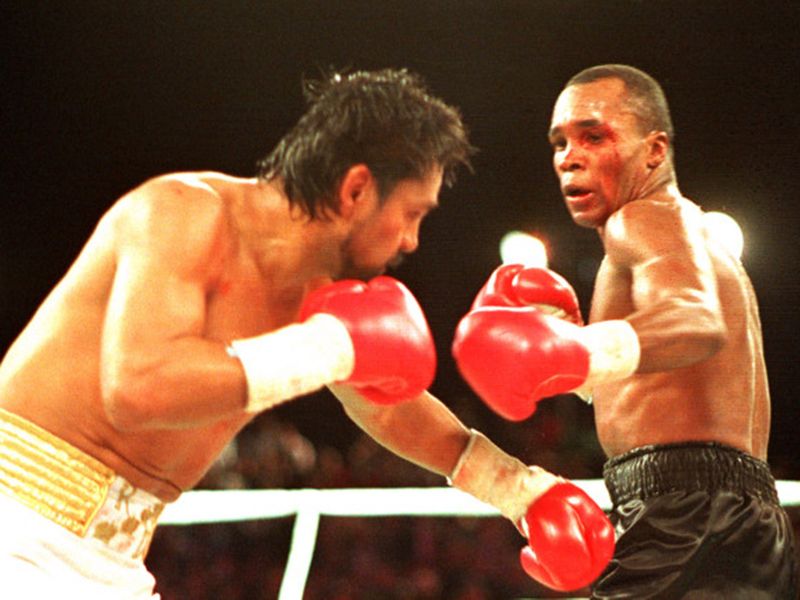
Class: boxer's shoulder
108,174,230,249
604,199,704,269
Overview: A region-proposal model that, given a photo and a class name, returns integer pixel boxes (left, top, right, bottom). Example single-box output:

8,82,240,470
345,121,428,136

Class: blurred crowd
146,391,800,599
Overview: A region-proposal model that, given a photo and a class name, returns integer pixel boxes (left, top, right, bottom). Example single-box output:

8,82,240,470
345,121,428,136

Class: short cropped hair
258,68,476,219
566,64,675,146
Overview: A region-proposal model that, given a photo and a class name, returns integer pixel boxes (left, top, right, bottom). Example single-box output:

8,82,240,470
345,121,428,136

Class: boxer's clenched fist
453,307,589,419
230,276,435,411
449,430,614,592
519,482,615,591
470,263,583,324
453,305,640,420
299,276,436,404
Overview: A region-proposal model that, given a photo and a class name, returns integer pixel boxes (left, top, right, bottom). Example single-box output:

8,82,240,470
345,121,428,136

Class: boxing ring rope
160,480,800,600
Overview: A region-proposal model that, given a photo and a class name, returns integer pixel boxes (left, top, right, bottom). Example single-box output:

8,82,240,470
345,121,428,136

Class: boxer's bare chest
204,258,307,342
589,251,763,458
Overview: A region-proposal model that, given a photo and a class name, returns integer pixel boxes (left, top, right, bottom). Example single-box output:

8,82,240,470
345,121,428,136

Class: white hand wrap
228,313,355,413
574,320,640,400
448,429,561,525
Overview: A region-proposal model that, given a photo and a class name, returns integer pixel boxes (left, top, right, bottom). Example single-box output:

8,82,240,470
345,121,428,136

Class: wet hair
257,68,476,219
566,64,675,148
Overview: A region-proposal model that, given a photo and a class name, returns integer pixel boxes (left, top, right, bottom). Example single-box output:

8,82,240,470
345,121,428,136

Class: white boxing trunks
0,408,169,599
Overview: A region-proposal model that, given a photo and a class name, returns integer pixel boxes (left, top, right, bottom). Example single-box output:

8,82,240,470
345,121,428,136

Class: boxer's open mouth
564,185,591,199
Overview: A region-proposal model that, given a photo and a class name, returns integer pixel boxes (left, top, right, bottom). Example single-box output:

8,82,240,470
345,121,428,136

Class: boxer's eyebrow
548,119,603,140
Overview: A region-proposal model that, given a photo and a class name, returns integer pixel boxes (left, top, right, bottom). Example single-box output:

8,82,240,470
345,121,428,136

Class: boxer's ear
645,131,669,169
337,164,376,219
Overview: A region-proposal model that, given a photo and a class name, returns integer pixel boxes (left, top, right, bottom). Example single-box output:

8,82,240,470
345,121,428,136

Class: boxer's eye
584,132,604,144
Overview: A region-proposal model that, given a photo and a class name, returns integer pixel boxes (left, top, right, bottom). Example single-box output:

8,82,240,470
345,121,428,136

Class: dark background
2,2,799,597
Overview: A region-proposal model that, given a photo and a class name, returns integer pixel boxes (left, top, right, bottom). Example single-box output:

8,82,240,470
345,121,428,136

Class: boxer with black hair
453,64,798,598
0,67,613,597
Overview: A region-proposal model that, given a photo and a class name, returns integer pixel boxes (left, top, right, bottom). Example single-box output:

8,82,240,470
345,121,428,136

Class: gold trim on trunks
0,408,115,537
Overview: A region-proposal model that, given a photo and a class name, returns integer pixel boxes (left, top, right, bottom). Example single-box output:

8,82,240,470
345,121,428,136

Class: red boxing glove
300,276,436,404
452,307,590,420
471,264,583,324
509,266,583,325
470,263,528,309
519,482,615,591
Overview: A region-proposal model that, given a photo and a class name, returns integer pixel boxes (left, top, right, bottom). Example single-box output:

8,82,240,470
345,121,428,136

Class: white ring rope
159,480,800,600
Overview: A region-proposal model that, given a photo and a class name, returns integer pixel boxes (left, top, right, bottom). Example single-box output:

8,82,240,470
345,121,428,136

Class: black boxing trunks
592,442,798,599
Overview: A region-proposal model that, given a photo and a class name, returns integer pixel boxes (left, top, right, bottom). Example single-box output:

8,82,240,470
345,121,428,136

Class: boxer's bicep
631,250,718,312
103,245,206,379
608,201,720,313
604,202,725,371
100,179,228,417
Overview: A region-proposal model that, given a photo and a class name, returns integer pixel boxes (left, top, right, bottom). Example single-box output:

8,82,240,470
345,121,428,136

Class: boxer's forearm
330,384,470,478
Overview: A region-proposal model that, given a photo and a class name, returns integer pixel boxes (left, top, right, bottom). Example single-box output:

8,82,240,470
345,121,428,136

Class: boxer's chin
386,254,405,271
339,254,403,281
339,262,384,281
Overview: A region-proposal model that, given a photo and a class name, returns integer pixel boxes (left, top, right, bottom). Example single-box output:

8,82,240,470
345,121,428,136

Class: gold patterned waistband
0,408,166,560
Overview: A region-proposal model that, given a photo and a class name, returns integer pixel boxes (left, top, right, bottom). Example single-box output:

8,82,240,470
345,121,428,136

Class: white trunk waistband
0,408,166,560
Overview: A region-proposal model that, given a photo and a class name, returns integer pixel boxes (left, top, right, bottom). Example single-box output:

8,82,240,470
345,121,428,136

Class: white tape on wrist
448,429,560,524
578,319,640,388
228,313,355,413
